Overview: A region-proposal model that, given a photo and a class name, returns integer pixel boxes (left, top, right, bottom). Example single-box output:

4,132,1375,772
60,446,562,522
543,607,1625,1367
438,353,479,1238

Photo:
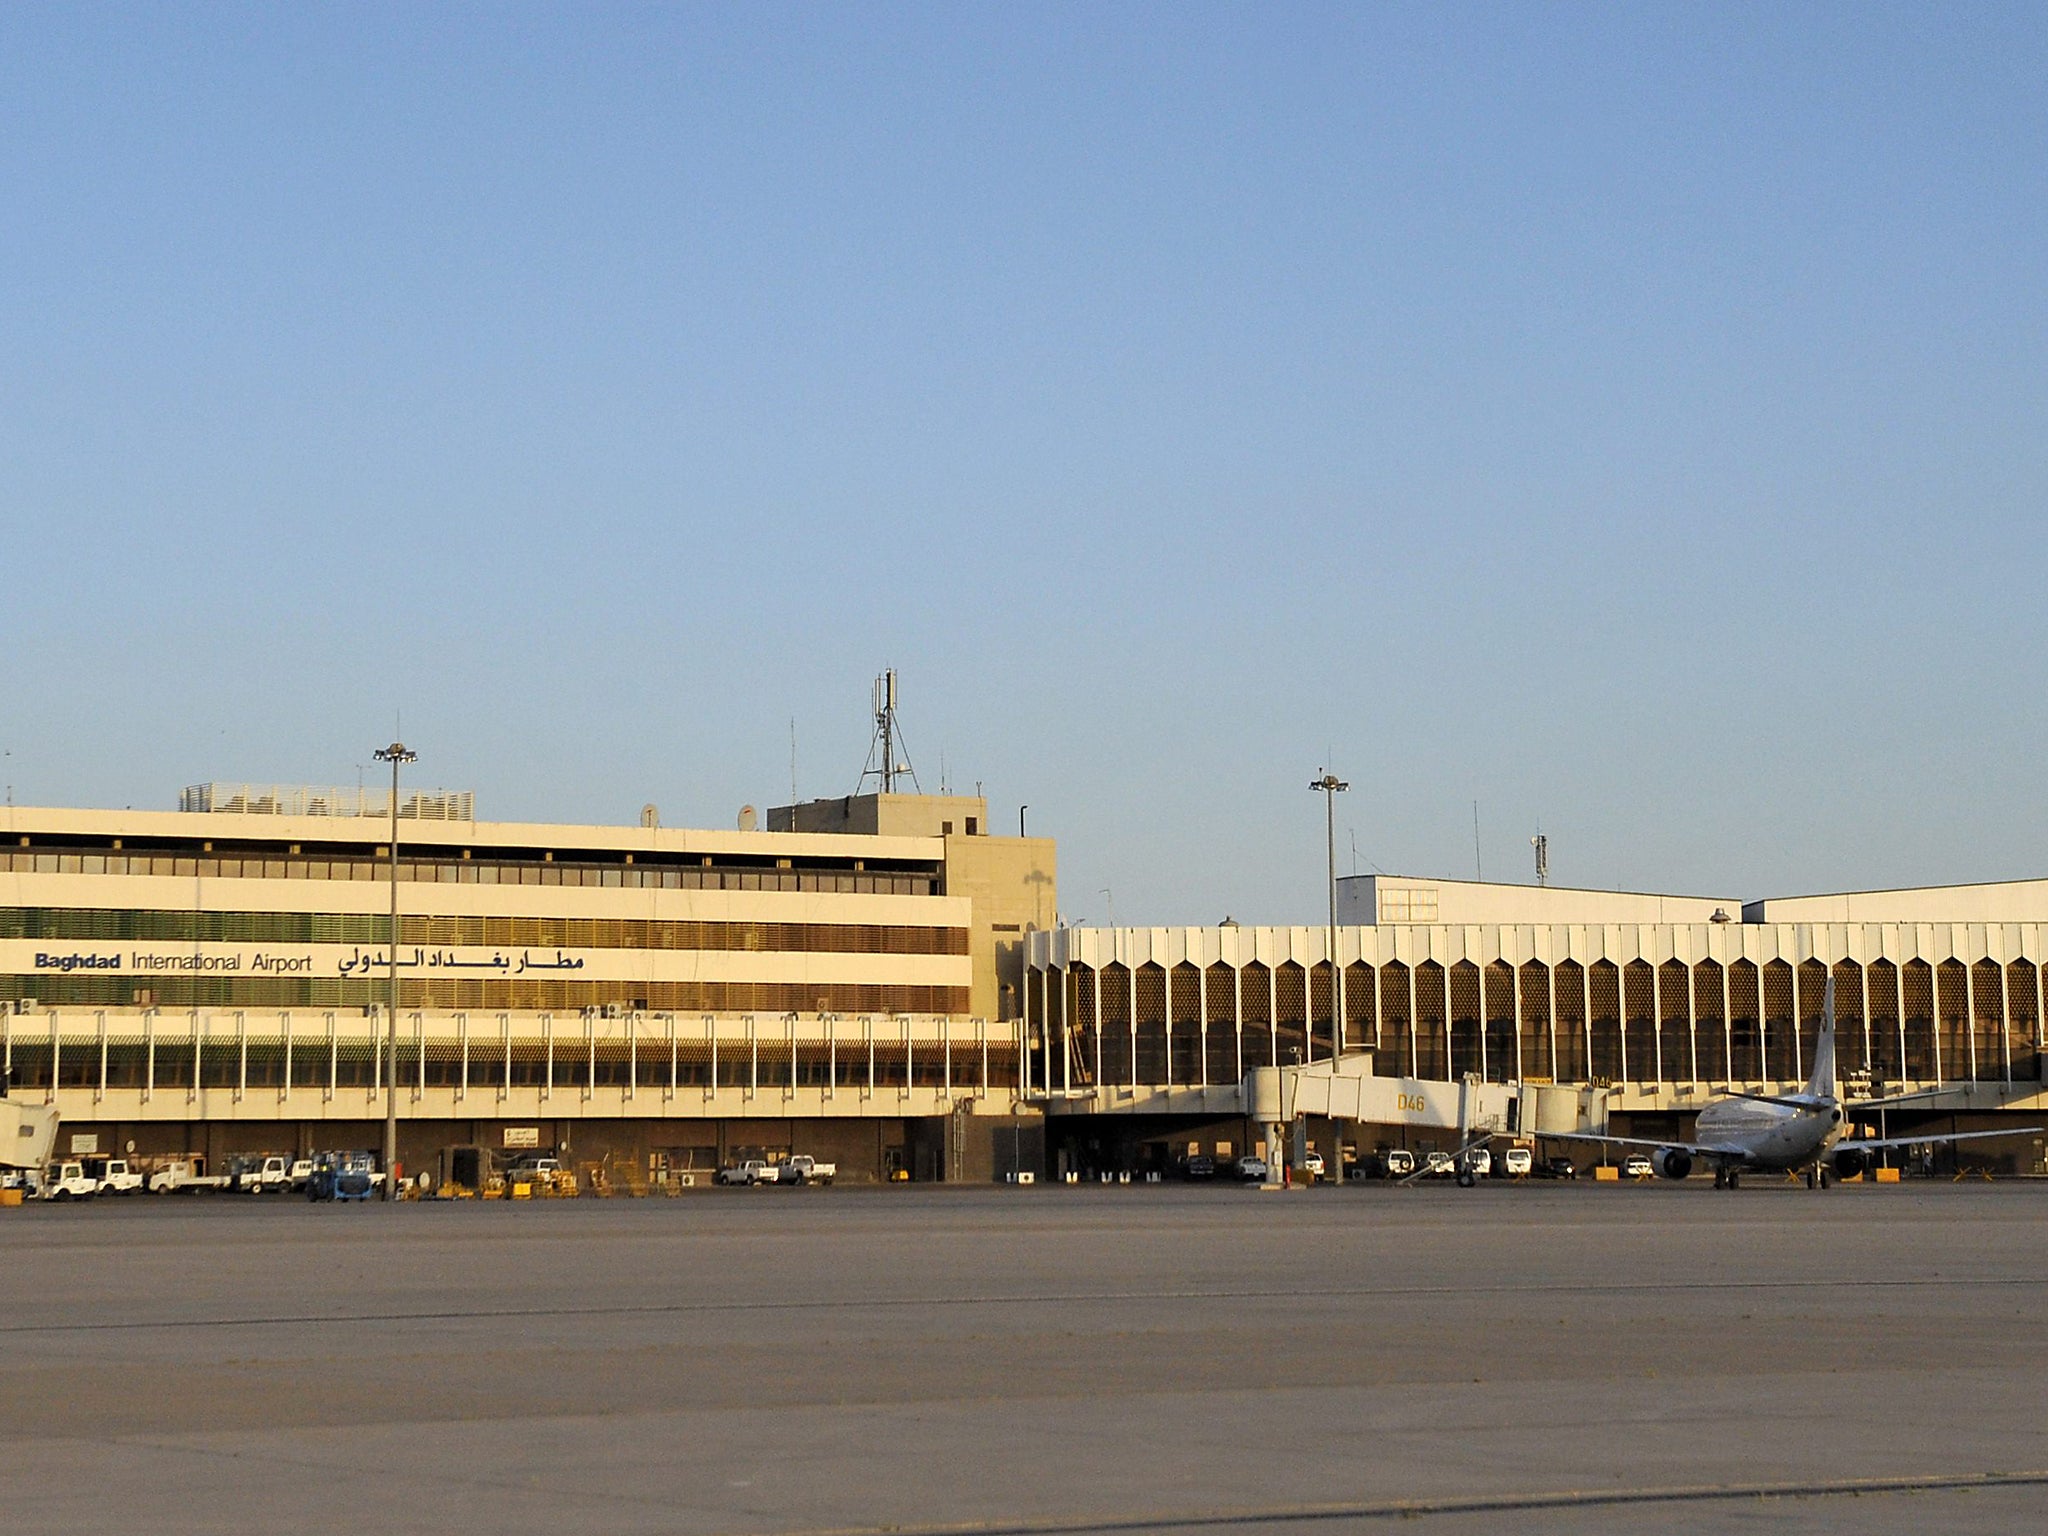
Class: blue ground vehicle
307,1151,377,1202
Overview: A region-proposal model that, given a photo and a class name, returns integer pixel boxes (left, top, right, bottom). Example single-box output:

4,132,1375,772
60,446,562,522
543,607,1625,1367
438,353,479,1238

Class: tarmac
2,1180,2045,1535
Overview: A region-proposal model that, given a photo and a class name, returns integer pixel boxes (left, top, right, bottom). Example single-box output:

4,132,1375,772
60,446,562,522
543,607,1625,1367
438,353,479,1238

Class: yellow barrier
1593,1166,1619,1182
0,1188,22,1208
1875,1167,1901,1184
510,1181,533,1200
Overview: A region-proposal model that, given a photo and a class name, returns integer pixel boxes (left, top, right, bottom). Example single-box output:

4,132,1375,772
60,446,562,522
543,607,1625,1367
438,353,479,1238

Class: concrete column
1963,963,1978,1083
1650,964,1662,1086
1408,965,1419,1078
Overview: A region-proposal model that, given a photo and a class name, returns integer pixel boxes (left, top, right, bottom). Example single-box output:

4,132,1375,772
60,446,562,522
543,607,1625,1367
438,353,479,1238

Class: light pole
374,741,416,1201
1310,771,1348,1184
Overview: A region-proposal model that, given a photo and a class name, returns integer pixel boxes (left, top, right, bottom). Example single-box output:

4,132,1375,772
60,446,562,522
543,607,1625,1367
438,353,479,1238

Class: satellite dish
640,804,660,829
737,804,758,832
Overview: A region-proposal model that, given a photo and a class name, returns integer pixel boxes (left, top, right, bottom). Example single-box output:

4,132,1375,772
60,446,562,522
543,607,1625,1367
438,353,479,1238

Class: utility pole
1310,771,1349,1183
374,741,416,1201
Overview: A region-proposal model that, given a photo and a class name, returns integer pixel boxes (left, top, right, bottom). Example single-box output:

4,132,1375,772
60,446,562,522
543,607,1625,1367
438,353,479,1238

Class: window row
0,974,970,1016
1,907,966,955
2,1036,1018,1095
0,850,933,896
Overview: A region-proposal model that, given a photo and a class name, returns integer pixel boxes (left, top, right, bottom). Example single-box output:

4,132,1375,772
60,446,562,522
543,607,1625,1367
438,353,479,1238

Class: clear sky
4,4,2044,925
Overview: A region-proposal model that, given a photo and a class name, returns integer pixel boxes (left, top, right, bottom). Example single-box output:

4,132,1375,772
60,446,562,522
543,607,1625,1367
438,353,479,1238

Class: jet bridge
1245,1055,1521,1178
1,1096,60,1172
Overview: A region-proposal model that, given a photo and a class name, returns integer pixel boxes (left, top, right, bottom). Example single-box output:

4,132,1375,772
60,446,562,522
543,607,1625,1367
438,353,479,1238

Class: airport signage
2,941,590,980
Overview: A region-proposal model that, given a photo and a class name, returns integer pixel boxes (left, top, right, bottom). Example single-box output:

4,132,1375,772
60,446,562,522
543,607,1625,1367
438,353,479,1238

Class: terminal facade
1021,874,2048,1176
7,784,2045,1182
1,789,1055,1183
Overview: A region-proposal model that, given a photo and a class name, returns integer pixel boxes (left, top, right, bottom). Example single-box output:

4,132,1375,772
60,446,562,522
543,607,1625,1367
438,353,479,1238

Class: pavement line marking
0,1273,2034,1336
721,1469,2048,1535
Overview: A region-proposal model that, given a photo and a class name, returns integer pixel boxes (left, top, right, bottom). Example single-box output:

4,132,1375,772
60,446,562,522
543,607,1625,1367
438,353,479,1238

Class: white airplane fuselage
1693,1095,1844,1170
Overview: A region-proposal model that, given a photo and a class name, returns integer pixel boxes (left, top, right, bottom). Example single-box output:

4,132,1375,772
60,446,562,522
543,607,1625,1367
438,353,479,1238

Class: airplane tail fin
1806,974,1838,1100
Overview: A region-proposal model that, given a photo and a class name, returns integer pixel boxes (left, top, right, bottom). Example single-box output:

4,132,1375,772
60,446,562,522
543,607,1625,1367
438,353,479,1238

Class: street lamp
374,741,416,1202
1310,771,1348,1184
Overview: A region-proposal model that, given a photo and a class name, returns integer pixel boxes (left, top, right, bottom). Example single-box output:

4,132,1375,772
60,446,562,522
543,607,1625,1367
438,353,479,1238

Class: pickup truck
82,1157,144,1195
39,1161,101,1200
149,1158,229,1194
716,1158,774,1186
777,1155,836,1186
229,1155,292,1194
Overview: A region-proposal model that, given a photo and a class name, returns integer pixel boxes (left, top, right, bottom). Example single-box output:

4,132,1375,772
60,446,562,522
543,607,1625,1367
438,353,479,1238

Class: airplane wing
1838,1126,2043,1153
1534,1128,1751,1161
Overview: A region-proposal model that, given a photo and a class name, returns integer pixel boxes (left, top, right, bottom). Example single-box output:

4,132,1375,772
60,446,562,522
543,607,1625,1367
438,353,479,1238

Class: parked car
1299,1150,1326,1183
1622,1154,1656,1180
1382,1148,1416,1178
1422,1151,1455,1178
1535,1154,1578,1180
1498,1147,1534,1179
1460,1147,1492,1179
716,1158,774,1186
777,1155,836,1185
1232,1155,1269,1182
1180,1154,1217,1181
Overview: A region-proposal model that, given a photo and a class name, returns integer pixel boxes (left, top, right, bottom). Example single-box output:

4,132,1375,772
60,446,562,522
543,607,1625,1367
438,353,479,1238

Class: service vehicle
286,1158,316,1191
1461,1147,1492,1179
1422,1150,1455,1178
1232,1155,1269,1182
229,1155,292,1193
1382,1148,1416,1178
1622,1154,1656,1180
38,1160,100,1200
1299,1150,1326,1182
1498,1147,1533,1178
716,1158,775,1186
307,1151,377,1202
777,1155,836,1185
148,1158,229,1193
1180,1154,1216,1180
1535,1154,1578,1180
82,1156,144,1195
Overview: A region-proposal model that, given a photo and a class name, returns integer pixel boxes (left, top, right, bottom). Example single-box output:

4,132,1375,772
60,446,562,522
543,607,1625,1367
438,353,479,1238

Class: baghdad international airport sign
3,941,590,980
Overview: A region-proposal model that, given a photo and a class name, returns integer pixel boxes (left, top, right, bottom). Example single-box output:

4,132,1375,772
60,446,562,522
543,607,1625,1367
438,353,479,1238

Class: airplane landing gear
1713,1168,1726,1189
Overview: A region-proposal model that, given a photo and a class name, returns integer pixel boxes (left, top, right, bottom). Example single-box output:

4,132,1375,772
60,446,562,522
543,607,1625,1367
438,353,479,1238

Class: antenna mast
1532,831,1549,887
856,670,921,795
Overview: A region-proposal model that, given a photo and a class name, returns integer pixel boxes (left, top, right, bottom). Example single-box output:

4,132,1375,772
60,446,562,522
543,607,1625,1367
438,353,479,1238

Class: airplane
1540,978,2040,1188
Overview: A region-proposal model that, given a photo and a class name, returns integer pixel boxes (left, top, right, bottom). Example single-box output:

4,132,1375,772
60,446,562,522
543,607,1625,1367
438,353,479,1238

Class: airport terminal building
7,782,2045,1183
1,788,1055,1183
1021,874,2048,1175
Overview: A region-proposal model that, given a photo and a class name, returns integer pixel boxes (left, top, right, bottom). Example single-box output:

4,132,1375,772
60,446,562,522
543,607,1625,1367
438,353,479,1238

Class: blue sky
4,4,2044,924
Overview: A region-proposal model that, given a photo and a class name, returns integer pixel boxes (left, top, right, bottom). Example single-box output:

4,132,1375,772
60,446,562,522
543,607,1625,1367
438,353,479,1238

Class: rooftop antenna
855,669,921,795
790,718,798,804
1472,800,1483,882
1532,830,1548,887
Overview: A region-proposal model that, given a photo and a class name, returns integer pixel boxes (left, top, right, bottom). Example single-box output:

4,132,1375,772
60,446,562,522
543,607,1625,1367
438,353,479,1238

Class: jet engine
1651,1148,1693,1180
1830,1147,1868,1180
